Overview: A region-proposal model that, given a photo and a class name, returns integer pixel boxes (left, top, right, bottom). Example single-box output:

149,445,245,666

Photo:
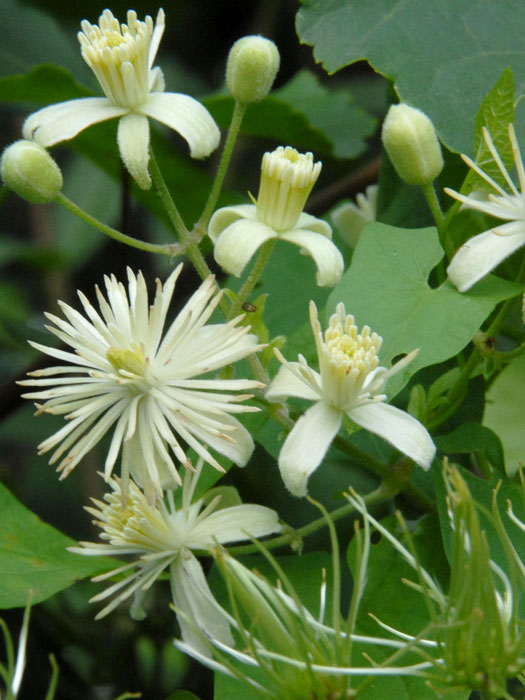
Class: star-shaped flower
70,464,281,655
22,9,220,189
20,265,263,502
208,146,344,287
446,123,525,291
266,301,436,497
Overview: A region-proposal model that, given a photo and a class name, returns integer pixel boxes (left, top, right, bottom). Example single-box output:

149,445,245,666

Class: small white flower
331,184,378,248
22,9,220,189
266,301,435,497
70,465,281,655
20,265,263,502
208,146,344,286
446,123,525,292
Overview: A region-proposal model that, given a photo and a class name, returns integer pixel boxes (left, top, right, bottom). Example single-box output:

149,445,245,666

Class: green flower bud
382,104,443,185
1,140,62,204
226,35,280,104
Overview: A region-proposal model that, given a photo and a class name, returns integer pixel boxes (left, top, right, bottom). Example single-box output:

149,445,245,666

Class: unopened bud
1,140,62,204
226,35,280,104
382,104,443,185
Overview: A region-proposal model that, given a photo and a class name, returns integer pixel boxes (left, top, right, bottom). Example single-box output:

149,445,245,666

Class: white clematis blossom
19,265,263,502
208,146,344,286
266,301,436,497
70,464,282,655
331,184,378,248
22,9,220,189
446,123,525,292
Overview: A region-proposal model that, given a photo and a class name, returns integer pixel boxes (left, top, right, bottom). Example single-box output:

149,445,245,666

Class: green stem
148,148,190,242
422,181,455,263
197,100,247,235
228,238,277,320
226,485,389,556
55,193,177,257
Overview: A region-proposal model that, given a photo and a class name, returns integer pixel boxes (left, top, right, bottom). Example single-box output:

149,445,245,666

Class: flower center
256,146,321,232
107,344,147,377
78,9,155,108
320,306,382,409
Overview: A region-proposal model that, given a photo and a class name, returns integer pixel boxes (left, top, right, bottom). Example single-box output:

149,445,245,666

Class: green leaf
206,69,377,159
0,64,91,103
296,0,525,154
274,70,377,159
434,422,505,475
0,482,115,609
327,223,522,397
464,66,515,193
483,352,525,476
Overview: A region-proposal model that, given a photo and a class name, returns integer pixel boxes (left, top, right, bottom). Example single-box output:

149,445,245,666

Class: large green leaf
0,64,91,103
434,422,505,475
327,223,522,397
0,482,114,608
483,352,525,477
296,0,525,154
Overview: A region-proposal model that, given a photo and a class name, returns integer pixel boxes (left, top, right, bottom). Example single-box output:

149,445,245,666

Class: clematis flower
19,265,262,502
446,123,525,291
208,146,344,286
266,301,435,497
22,9,220,189
70,463,281,655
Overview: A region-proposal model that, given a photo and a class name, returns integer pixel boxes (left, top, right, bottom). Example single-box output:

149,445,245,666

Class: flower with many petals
22,9,220,189
446,123,525,292
266,301,435,496
70,464,281,655
208,146,344,286
20,266,262,502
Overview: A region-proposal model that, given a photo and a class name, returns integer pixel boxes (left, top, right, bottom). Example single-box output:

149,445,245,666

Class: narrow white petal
208,204,258,243
23,98,126,146
279,402,342,497
117,113,151,189
349,402,435,469
295,212,333,238
170,554,233,657
266,361,321,402
447,224,525,292
140,92,220,158
189,504,281,548
280,229,344,286
213,219,276,277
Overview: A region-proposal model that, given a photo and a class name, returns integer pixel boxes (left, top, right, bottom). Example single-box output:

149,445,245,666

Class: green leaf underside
296,0,525,154
464,67,515,194
327,223,522,397
0,482,115,609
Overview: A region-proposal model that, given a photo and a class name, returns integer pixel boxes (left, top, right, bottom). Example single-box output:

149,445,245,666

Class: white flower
208,146,344,286
266,301,435,497
446,123,525,292
20,265,263,502
70,464,281,655
331,184,378,248
22,9,220,189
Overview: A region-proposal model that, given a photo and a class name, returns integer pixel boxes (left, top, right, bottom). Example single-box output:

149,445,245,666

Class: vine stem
225,484,391,556
228,239,277,320
197,99,247,235
55,193,178,257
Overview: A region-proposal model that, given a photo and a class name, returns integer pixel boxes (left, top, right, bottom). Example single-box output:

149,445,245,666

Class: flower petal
140,92,220,158
170,553,233,657
189,504,281,548
23,98,126,147
447,223,525,292
266,361,321,402
280,228,344,286
279,401,342,497
213,219,276,277
349,402,435,469
208,204,258,243
295,212,333,238
117,113,151,189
